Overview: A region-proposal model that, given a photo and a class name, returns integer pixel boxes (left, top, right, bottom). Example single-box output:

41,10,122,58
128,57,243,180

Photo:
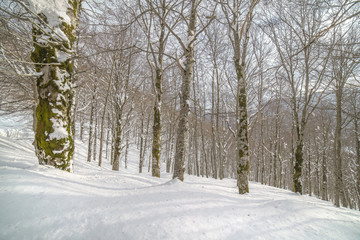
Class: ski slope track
0,114,359,240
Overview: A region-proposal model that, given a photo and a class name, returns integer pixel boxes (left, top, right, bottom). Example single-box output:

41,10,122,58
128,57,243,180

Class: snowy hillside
0,114,360,240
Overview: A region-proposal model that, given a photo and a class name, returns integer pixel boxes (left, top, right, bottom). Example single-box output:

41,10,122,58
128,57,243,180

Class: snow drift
0,114,359,240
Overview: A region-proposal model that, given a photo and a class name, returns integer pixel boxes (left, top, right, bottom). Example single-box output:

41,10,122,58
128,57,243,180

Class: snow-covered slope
0,114,359,240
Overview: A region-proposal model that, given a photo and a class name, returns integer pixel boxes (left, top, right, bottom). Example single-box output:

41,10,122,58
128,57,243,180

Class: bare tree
221,0,259,193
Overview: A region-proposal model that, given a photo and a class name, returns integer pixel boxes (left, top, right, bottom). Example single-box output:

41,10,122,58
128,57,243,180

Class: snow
54,68,71,91
0,114,360,240
48,117,68,140
28,0,71,27
28,0,71,44
56,49,71,63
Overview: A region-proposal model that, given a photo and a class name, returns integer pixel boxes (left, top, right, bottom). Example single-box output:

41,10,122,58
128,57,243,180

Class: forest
0,0,359,210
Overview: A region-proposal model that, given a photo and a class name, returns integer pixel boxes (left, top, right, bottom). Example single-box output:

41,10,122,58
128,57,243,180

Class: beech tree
220,0,259,194
171,0,215,181
25,0,81,171
137,0,176,177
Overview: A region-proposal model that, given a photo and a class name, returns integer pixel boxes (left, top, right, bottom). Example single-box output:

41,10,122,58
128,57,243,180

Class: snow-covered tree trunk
30,0,81,172
172,0,198,181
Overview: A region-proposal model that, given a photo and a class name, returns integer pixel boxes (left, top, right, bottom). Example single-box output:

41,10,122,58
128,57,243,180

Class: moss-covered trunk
112,116,122,171
235,62,250,194
232,5,254,194
293,138,304,194
152,93,161,177
31,1,80,172
151,68,162,177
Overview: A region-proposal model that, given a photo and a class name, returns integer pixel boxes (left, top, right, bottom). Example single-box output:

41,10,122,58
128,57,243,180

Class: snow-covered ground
1,114,360,240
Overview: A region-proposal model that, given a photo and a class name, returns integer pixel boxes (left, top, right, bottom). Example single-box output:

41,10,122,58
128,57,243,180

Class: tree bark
31,1,81,172
334,84,344,207
173,0,198,181
87,79,97,162
98,55,116,167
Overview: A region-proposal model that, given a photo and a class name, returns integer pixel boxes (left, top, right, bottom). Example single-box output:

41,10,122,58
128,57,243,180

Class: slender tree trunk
211,75,217,179
79,110,84,142
87,81,96,163
151,67,162,177
93,102,98,162
322,145,328,201
225,0,258,194
106,113,110,160
166,96,177,173
139,111,145,173
193,78,200,177
199,96,207,178
151,43,165,177
98,56,116,167
110,118,115,165
125,135,129,169
260,116,265,185
141,112,151,172
187,131,193,175
173,0,198,181
354,114,360,208
308,155,312,196
334,86,344,207
235,61,250,193
112,116,122,171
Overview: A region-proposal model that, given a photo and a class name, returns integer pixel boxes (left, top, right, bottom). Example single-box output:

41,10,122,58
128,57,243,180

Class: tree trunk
98,56,116,167
192,77,200,177
93,102,98,162
173,0,198,181
354,113,360,208
235,62,250,194
125,135,129,169
105,113,111,160
322,150,328,201
334,86,343,207
139,111,145,173
151,70,162,177
112,116,122,171
224,0,258,194
31,1,80,172
293,137,304,194
151,4,166,177
87,80,96,163
211,75,217,179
